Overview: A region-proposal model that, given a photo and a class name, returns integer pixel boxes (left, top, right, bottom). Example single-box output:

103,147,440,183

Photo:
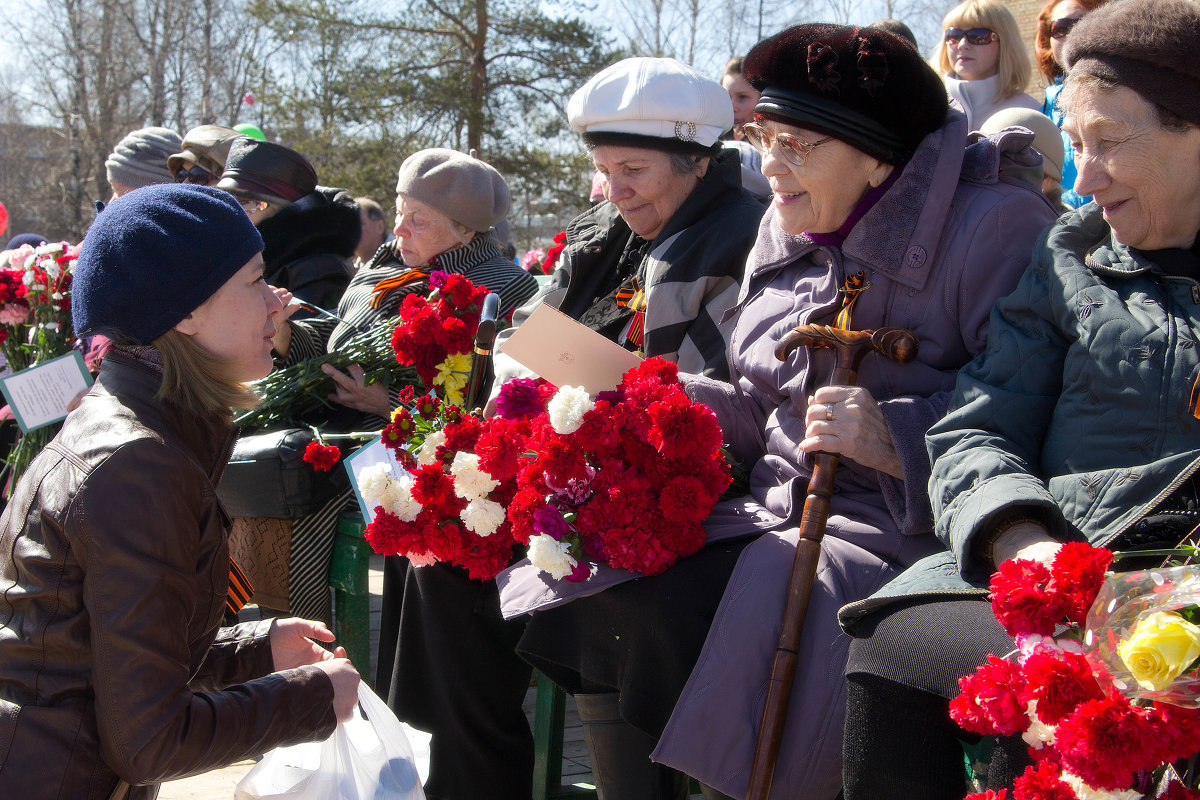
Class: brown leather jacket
0,350,336,799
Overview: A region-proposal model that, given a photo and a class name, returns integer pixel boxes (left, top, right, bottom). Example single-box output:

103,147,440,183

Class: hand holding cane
745,324,918,800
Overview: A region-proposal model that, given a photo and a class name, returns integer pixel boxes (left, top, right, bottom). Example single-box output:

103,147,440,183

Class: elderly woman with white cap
499,24,1056,800
492,56,765,387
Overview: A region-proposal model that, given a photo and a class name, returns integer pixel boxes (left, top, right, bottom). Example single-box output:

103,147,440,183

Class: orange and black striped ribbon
615,282,648,349
1190,372,1200,420
835,270,870,331
370,269,431,309
225,558,254,616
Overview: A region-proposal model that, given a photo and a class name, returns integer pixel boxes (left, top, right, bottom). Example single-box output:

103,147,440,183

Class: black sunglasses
944,27,999,46
1049,17,1082,39
174,165,213,184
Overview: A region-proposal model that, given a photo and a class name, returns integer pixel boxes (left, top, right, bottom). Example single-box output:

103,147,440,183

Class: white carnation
462,497,506,536
527,533,577,580
1021,702,1056,751
379,480,421,522
358,463,395,507
417,430,445,465
547,385,594,435
451,451,499,500
1061,772,1140,800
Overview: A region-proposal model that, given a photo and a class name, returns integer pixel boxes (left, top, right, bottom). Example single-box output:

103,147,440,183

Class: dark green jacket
841,203,1200,630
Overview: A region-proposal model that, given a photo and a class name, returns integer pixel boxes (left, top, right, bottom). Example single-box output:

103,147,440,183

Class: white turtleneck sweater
944,73,1041,132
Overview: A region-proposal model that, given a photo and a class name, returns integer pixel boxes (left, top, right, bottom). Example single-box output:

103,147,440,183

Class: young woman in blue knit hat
0,183,360,800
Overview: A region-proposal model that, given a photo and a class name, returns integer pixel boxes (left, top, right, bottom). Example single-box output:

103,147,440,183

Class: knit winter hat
1064,0,1200,127
980,107,1064,182
394,148,510,233
743,24,948,165
105,127,183,190
569,57,732,154
167,125,242,179
73,184,264,344
217,137,318,206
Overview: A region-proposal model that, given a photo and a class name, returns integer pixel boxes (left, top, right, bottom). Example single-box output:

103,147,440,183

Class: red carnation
1054,695,1159,790
1147,702,1200,765
382,408,416,452
475,418,529,481
441,413,483,455
1018,650,1105,725
1012,760,1072,800
625,356,679,386
659,475,716,524
950,655,1029,736
303,441,341,471
1050,542,1112,625
1162,782,1200,800
965,791,1007,800
990,558,1067,637
410,464,464,518
646,396,724,462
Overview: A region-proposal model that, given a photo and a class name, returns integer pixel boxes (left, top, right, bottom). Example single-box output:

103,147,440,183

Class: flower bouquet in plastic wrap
354,388,522,580
952,542,1200,800
495,358,732,582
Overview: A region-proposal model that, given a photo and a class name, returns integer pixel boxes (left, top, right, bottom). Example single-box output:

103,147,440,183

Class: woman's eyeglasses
174,165,213,185
944,27,999,46
239,198,270,214
1049,17,1082,39
741,122,833,168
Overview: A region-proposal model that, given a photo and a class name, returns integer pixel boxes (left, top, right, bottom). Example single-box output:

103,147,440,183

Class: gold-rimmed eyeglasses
741,122,834,168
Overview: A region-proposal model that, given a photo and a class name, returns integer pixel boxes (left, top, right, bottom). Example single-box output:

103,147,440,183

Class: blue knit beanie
73,184,264,344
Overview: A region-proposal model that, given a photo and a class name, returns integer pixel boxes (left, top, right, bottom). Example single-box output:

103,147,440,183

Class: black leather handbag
217,428,343,519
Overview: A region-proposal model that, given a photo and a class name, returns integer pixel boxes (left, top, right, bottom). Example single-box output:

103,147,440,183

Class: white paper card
0,351,93,432
497,303,641,395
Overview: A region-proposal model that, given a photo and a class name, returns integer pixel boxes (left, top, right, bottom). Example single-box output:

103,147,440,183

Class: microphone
464,293,499,411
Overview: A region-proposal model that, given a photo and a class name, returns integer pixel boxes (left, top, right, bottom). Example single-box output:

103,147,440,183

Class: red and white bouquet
0,240,77,372
954,543,1200,800
356,388,522,580
497,358,731,582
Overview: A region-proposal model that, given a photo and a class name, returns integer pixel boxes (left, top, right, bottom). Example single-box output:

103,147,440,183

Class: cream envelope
498,304,641,394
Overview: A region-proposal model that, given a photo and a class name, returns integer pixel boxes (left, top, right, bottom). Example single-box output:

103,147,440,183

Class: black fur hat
743,23,948,164
1065,0,1200,127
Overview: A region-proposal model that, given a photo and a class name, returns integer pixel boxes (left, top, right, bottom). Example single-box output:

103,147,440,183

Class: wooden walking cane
745,324,919,800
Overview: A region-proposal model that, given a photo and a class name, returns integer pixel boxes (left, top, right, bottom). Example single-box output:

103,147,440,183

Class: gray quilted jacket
841,202,1200,630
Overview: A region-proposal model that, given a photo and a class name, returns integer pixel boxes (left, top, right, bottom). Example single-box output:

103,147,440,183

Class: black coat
257,186,361,311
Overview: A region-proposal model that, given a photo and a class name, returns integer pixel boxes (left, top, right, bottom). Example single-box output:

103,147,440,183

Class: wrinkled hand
270,286,300,356
270,617,339,670
323,362,390,417
800,385,903,479
992,522,1061,567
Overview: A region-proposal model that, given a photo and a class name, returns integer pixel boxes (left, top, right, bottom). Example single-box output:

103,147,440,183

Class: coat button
904,246,927,269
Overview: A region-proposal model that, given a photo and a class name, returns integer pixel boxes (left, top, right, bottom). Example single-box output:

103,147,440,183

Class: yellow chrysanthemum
432,351,472,405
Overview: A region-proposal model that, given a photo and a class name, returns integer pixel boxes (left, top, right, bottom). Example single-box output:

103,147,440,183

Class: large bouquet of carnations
0,241,79,484
496,358,732,581
954,542,1200,800
357,388,523,580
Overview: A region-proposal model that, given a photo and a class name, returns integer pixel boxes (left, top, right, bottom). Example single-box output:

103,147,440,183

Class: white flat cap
568,57,733,150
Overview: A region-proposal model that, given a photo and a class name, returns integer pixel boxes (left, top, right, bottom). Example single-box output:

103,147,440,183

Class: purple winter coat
497,111,1056,798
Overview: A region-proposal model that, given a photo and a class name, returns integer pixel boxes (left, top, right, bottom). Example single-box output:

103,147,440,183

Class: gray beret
105,127,183,190
394,149,510,233
1064,0,1200,127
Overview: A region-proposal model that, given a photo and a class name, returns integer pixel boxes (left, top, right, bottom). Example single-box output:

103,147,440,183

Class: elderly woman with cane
499,23,1056,799
841,1,1200,797
0,184,360,799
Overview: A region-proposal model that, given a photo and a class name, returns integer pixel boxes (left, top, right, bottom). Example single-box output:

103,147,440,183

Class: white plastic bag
235,683,426,800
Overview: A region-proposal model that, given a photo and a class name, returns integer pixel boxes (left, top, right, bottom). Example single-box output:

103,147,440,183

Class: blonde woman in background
935,0,1040,131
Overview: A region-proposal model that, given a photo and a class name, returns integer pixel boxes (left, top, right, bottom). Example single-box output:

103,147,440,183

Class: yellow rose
1117,610,1200,691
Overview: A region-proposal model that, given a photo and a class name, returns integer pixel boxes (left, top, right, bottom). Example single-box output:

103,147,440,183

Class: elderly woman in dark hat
217,137,360,313
498,24,1056,800
0,184,360,800
841,1,1200,797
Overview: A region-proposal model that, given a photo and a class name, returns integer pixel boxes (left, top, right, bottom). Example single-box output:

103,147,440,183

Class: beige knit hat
394,149,510,233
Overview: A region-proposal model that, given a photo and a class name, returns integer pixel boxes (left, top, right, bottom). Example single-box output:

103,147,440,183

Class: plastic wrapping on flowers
1086,565,1200,707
